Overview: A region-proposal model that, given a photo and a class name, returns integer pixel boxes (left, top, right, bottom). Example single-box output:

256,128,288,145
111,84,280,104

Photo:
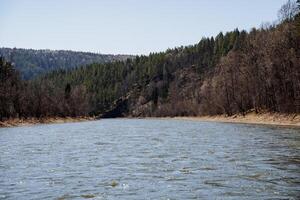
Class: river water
0,119,299,199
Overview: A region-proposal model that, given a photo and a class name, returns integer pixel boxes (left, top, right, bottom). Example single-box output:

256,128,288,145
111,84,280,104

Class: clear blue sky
0,0,287,55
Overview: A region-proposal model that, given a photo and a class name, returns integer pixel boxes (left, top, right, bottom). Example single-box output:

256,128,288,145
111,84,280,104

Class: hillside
0,48,133,79
0,1,299,120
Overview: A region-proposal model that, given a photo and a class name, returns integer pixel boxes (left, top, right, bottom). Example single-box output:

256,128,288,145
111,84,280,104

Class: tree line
0,58,90,120
199,0,300,115
0,0,299,120
0,48,132,79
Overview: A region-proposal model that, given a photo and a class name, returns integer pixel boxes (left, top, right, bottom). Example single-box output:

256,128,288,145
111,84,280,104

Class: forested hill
0,48,133,79
0,0,299,120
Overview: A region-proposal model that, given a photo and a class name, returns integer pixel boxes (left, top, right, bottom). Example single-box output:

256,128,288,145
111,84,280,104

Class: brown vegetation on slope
1,1,299,123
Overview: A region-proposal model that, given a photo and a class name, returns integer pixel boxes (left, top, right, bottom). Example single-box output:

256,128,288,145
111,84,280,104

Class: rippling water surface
0,119,300,199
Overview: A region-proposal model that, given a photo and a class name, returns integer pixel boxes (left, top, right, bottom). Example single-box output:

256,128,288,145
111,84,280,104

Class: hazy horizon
0,0,287,55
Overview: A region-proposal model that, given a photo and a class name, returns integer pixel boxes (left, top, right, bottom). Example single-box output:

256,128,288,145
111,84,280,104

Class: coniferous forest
0,48,132,79
0,1,299,121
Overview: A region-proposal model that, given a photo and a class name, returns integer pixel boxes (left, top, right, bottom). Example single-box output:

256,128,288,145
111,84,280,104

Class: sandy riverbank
1,112,299,128
0,117,95,128
171,112,300,127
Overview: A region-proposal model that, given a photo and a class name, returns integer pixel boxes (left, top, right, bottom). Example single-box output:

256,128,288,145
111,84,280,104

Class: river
0,119,299,199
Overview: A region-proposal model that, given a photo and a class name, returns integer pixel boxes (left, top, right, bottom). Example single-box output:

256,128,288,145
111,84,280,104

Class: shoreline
170,112,300,128
1,112,299,128
0,117,95,128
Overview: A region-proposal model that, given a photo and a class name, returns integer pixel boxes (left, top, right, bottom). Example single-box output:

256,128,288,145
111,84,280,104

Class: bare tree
278,0,299,22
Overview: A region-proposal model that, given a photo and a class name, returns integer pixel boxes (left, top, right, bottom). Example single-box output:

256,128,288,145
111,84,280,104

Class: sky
0,0,288,55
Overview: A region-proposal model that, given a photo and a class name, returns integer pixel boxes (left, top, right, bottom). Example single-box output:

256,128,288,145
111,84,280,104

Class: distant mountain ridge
0,47,134,79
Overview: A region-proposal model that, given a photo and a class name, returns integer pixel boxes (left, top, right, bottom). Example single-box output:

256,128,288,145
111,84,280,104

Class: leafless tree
278,0,299,22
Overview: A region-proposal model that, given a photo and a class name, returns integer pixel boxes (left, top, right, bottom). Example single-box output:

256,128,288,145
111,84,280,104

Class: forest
0,0,299,121
0,48,132,79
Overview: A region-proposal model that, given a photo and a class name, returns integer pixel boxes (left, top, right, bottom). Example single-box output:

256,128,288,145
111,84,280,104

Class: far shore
0,116,95,128
168,112,300,127
1,112,299,128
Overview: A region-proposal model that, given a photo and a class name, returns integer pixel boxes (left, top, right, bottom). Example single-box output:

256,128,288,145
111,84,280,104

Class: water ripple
0,119,299,199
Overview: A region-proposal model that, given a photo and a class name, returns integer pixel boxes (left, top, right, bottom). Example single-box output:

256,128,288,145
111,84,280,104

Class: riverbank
1,112,299,128
0,117,95,128
172,112,300,127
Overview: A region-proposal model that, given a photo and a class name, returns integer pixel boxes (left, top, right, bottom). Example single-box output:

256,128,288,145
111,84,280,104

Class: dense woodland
0,48,132,79
0,0,299,120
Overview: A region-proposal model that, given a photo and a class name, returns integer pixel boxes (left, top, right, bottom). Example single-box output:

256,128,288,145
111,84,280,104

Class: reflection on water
0,119,299,199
